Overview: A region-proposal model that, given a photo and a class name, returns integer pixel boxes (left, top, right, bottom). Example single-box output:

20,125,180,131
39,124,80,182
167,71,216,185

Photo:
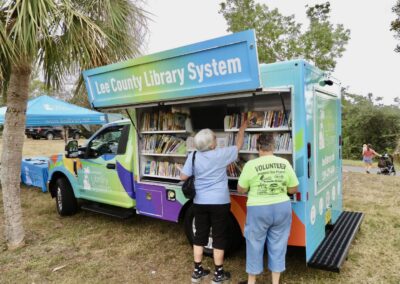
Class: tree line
342,91,400,159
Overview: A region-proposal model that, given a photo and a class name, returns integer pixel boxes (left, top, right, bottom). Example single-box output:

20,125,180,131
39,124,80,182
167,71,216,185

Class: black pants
193,203,230,250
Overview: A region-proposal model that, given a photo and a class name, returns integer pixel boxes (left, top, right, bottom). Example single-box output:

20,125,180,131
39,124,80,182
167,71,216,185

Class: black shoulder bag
182,151,196,199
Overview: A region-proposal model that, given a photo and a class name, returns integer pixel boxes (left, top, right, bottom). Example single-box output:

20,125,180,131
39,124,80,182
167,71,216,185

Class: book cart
82,30,363,271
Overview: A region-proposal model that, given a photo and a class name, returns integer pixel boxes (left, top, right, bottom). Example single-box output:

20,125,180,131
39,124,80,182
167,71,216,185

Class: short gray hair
194,129,215,152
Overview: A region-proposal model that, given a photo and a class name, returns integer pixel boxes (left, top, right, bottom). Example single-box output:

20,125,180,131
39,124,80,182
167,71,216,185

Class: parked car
25,126,82,140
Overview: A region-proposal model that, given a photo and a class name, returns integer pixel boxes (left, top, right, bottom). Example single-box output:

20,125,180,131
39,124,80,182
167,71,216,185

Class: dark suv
25,126,81,140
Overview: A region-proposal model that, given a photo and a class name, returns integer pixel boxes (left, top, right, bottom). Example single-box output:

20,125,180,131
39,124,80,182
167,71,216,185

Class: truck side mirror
65,140,79,158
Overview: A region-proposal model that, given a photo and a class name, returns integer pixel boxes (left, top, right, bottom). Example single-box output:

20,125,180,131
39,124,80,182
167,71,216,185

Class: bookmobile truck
48,30,363,272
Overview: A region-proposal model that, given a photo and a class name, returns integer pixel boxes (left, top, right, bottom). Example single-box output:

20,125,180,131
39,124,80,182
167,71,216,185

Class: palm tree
0,0,148,249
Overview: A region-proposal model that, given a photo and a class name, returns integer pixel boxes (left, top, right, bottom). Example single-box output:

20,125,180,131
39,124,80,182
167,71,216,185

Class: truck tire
46,132,54,140
55,177,78,216
183,204,243,257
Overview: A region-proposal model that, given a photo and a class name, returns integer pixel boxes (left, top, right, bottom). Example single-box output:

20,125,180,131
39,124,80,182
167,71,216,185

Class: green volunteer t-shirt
238,155,299,206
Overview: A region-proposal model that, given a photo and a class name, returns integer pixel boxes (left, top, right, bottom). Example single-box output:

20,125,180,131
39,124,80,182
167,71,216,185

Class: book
247,111,264,128
141,110,189,131
216,137,228,148
149,161,157,175
144,160,151,174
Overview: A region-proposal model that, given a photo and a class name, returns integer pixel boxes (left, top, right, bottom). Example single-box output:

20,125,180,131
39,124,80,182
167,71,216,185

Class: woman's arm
237,184,248,194
236,118,247,151
372,149,381,157
177,164,190,181
180,173,190,181
287,185,298,195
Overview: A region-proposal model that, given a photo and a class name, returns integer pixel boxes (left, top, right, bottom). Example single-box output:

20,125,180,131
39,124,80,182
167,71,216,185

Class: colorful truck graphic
48,30,363,271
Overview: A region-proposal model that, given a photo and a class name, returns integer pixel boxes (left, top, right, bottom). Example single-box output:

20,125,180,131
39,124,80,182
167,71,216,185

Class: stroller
377,153,396,175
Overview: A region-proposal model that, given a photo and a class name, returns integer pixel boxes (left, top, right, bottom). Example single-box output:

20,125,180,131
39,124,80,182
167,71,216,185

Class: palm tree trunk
0,63,31,250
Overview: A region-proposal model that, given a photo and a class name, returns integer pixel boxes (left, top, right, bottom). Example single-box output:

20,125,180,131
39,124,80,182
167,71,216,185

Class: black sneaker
191,268,210,283
212,271,231,283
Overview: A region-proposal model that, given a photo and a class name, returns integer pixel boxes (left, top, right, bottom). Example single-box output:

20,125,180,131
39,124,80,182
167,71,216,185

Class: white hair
194,129,215,152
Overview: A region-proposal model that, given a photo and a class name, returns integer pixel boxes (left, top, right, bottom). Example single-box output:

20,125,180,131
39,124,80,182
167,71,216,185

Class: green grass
343,158,400,169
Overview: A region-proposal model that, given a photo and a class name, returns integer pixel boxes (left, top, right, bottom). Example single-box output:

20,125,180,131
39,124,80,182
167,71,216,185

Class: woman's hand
239,117,248,131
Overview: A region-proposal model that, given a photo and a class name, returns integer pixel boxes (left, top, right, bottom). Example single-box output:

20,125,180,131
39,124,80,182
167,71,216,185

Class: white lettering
188,62,197,81
227,57,242,73
204,63,212,78
176,68,185,86
95,81,110,94
195,64,204,83
218,60,227,75
211,59,219,76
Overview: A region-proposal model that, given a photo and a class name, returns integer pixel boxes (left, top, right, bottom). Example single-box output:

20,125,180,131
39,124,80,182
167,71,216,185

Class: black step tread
81,203,134,219
308,211,364,272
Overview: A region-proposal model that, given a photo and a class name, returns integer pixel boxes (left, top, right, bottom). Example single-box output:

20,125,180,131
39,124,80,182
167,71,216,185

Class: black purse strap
191,151,196,176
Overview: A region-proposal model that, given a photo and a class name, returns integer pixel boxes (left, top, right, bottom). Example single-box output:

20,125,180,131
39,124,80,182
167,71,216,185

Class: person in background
180,119,247,284
237,134,299,284
362,143,381,173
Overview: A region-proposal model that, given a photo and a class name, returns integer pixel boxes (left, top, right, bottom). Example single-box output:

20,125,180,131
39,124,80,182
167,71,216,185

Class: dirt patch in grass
0,141,399,283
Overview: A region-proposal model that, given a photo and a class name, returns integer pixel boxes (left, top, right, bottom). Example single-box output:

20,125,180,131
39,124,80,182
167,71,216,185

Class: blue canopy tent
0,95,108,192
0,95,106,126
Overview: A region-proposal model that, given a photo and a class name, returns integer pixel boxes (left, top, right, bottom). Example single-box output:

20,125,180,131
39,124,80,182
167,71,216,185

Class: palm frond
1,0,149,94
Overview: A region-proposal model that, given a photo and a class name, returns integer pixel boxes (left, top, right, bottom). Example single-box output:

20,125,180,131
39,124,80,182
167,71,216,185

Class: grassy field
343,158,400,169
0,140,399,283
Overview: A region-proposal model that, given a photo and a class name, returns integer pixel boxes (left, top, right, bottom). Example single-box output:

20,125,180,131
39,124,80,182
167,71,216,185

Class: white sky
144,0,400,105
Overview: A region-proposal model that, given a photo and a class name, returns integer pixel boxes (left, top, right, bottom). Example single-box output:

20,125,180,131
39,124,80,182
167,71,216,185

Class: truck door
313,89,341,225
78,124,130,205
305,88,342,261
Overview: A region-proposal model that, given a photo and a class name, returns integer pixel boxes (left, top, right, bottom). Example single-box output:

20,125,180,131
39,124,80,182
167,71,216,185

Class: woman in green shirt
237,134,299,284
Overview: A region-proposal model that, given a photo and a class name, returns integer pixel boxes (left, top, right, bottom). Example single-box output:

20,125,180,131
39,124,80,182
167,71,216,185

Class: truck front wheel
183,204,243,257
55,177,78,216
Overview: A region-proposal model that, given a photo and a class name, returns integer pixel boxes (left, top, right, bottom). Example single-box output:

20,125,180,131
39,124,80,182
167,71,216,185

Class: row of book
274,133,292,152
225,133,292,152
224,110,291,129
141,134,186,154
143,160,183,178
227,158,246,178
141,111,187,131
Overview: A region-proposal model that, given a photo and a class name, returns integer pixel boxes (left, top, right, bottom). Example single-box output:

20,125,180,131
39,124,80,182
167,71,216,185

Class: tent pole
64,126,68,144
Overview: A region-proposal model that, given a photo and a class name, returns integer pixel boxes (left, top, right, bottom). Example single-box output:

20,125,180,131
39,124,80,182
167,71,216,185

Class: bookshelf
140,153,187,158
138,107,192,182
225,127,290,132
141,130,189,134
136,97,293,184
224,110,293,180
142,174,181,181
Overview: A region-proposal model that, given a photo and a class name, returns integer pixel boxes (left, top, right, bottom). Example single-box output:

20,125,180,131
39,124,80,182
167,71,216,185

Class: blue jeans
244,201,292,274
